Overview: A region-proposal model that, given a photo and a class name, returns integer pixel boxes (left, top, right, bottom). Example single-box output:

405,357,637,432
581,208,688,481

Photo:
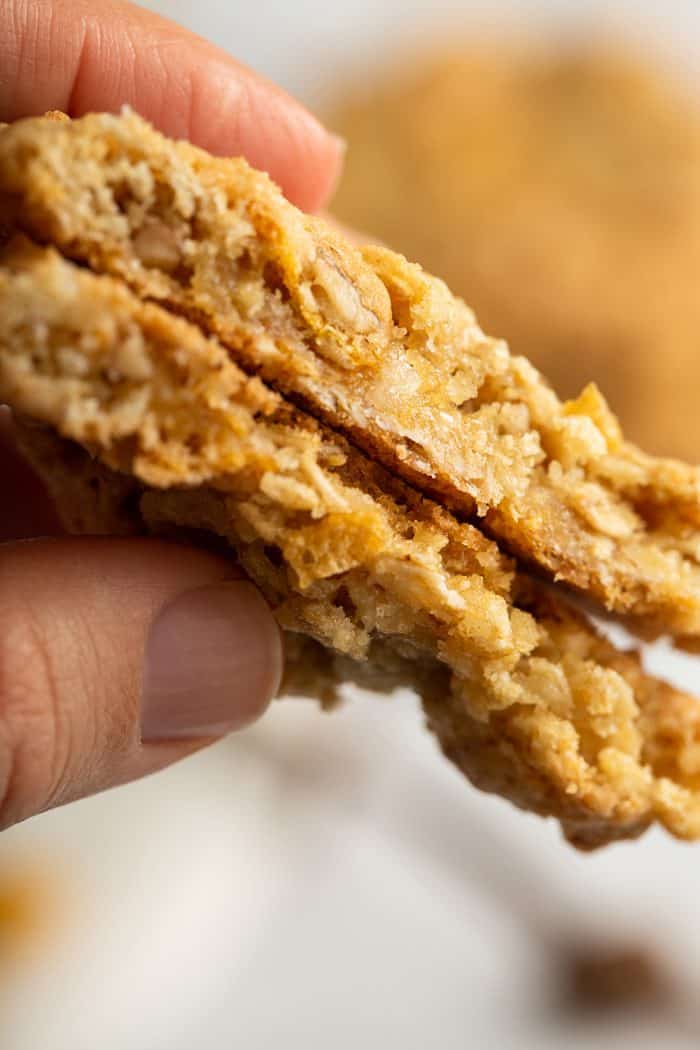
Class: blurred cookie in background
331,46,700,461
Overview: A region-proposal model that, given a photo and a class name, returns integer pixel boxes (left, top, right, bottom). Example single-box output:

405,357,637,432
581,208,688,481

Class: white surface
5,2,700,1048
4,680,700,1050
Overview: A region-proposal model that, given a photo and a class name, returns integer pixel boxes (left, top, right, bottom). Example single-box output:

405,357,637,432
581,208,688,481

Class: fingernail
141,582,282,741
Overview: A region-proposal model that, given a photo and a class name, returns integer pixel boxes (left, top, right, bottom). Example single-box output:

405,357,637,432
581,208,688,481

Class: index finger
0,0,344,212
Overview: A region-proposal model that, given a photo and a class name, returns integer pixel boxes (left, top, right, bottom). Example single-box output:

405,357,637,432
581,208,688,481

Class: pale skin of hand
0,0,345,830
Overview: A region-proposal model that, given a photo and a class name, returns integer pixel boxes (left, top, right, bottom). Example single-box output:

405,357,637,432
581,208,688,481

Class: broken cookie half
2,238,700,849
3,111,700,642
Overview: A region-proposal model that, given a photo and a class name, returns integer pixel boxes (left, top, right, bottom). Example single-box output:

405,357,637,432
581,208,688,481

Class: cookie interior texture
331,45,700,463
4,241,700,850
2,112,700,641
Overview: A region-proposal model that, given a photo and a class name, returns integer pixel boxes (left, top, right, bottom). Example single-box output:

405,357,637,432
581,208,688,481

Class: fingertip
178,54,346,211
262,111,346,213
141,580,283,743
0,0,345,214
283,121,347,213
89,17,347,212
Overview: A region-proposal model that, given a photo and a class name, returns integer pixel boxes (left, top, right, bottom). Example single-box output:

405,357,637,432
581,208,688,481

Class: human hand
0,0,345,830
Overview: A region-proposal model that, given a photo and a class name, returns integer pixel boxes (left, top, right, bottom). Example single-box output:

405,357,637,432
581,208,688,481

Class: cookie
2,111,700,640
4,241,700,848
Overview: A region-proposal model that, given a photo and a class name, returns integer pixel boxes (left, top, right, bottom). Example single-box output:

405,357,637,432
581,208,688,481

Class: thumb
0,537,282,829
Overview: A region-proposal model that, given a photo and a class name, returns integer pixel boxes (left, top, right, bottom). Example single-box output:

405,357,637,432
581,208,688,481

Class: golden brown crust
4,241,700,848
1,110,700,640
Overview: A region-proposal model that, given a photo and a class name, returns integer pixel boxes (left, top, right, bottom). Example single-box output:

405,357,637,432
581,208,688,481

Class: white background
4,3,700,1049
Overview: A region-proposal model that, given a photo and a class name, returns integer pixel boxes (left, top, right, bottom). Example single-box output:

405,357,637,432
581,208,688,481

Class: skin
0,0,345,830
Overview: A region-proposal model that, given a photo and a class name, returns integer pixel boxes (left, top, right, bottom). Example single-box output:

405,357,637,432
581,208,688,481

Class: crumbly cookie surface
2,110,700,641
331,46,700,462
4,242,700,849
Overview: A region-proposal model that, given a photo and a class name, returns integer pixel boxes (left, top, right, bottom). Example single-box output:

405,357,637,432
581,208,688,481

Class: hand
0,0,345,830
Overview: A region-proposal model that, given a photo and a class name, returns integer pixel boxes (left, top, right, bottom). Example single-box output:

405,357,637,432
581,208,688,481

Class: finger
0,537,282,829
0,408,63,540
0,0,344,212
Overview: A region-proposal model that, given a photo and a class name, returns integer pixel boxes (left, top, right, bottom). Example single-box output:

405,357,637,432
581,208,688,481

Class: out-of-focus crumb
560,943,674,1014
0,862,62,961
